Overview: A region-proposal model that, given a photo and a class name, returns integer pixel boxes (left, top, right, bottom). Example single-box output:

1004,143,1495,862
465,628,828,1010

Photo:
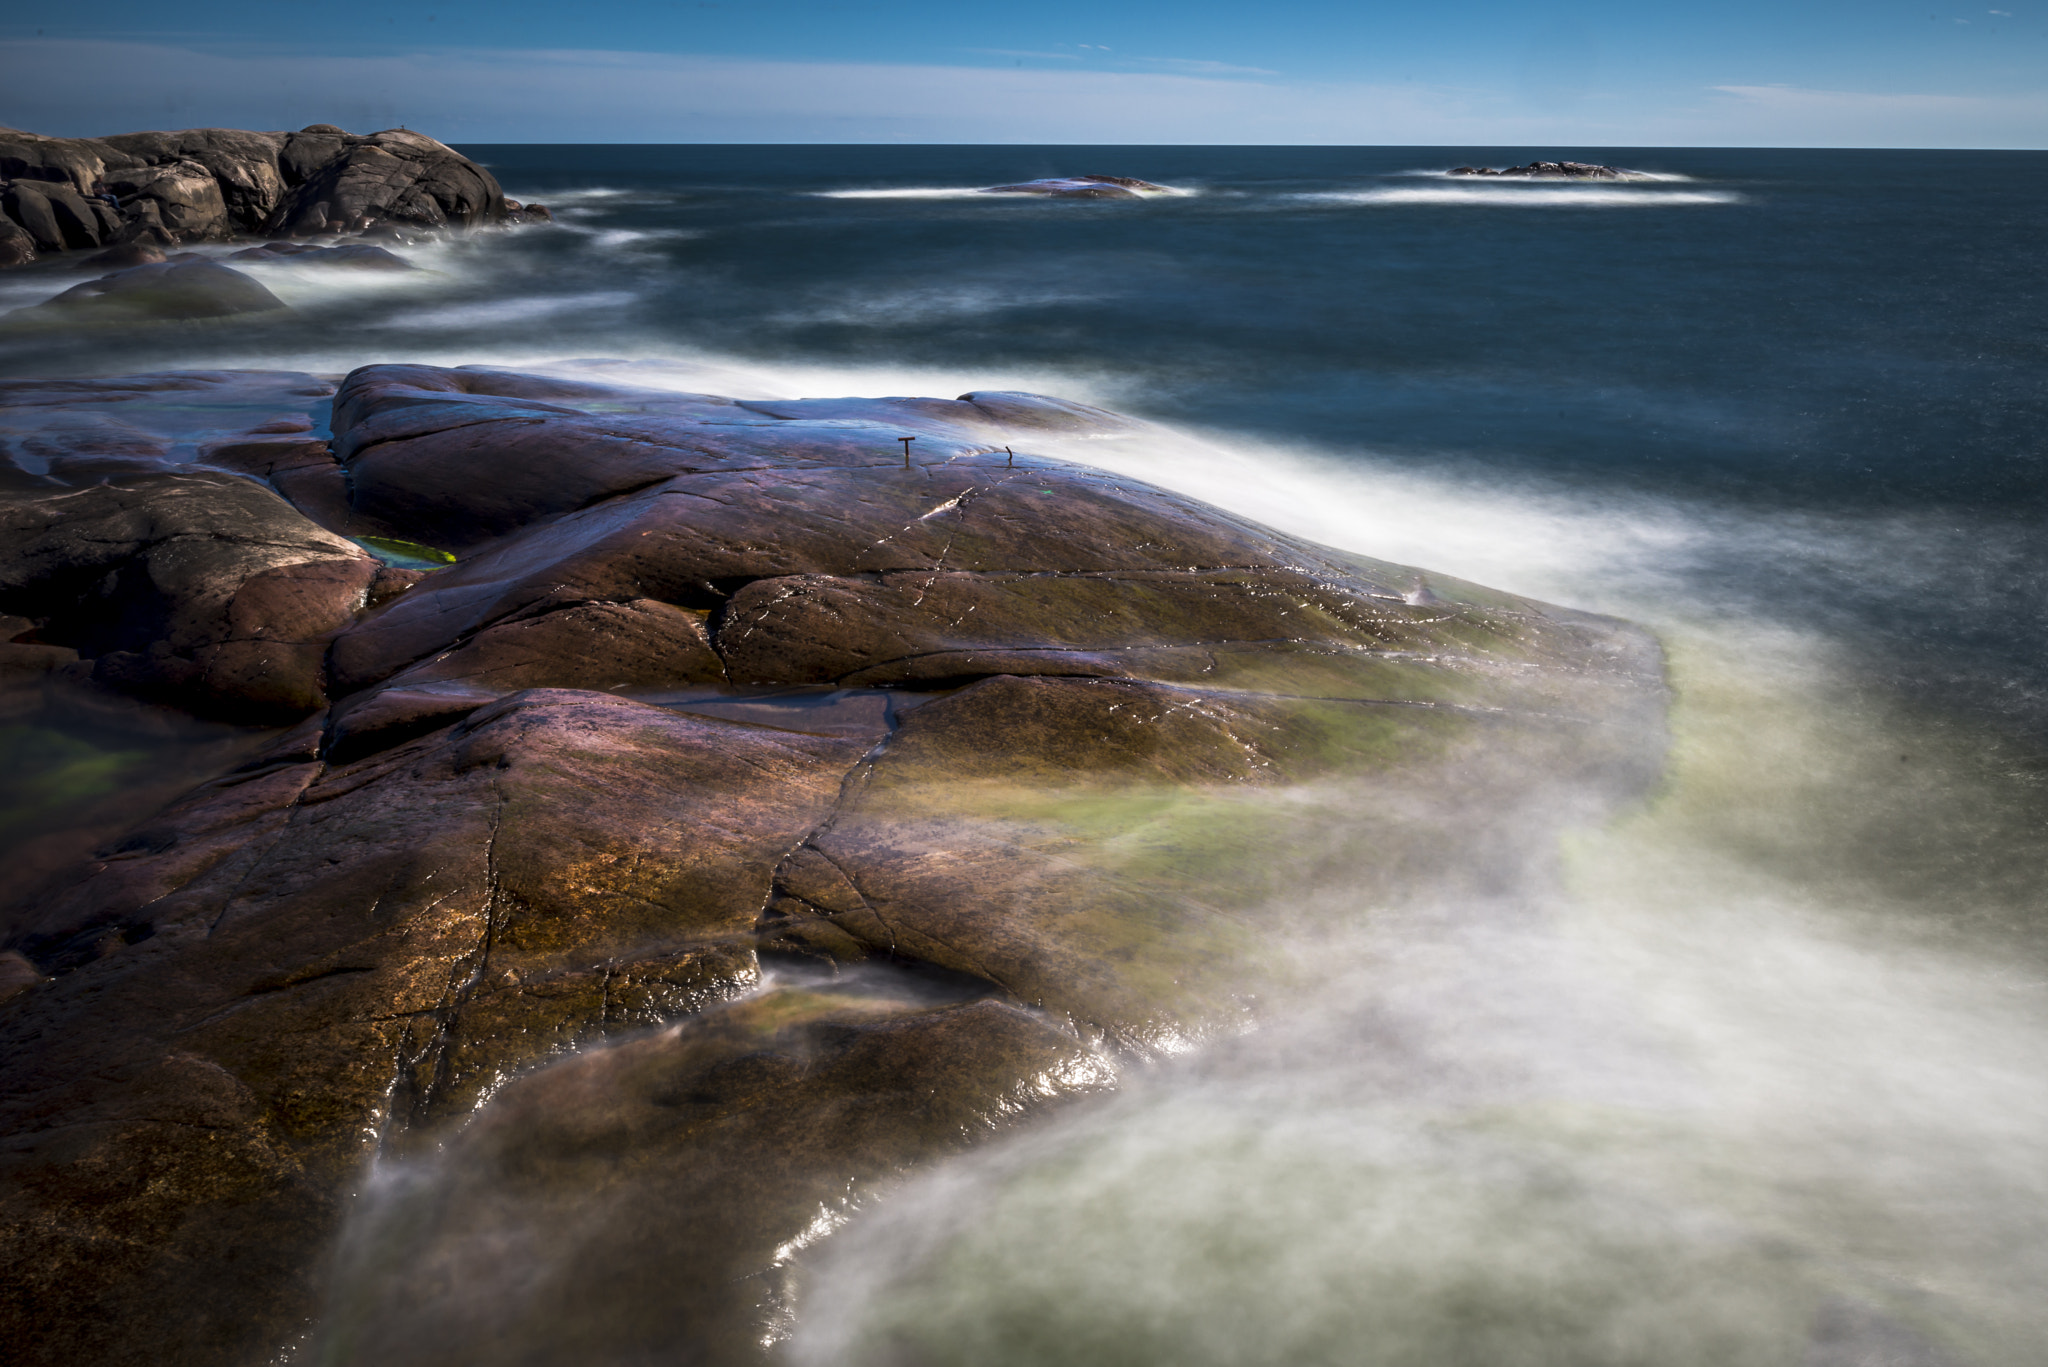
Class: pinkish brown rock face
0,365,1666,1367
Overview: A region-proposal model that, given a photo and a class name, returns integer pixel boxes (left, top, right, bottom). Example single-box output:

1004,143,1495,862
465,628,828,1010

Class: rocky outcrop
982,174,1174,198
0,123,508,264
1449,160,1624,179
0,365,1667,1366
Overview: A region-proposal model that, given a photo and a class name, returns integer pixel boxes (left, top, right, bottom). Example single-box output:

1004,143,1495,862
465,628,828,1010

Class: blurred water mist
786,626,2048,1367
302,415,2048,1366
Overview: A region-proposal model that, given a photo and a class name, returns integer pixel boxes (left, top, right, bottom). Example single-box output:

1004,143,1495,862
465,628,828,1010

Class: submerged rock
228,241,413,270
3,260,288,325
0,365,1667,1366
79,240,167,270
981,174,1174,198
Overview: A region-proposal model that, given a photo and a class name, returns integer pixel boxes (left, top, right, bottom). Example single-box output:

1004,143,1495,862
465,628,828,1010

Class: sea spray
788,627,2048,1367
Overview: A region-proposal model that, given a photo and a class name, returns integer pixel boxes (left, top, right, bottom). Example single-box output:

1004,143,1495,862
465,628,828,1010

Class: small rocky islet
0,131,1667,1367
1449,160,1629,179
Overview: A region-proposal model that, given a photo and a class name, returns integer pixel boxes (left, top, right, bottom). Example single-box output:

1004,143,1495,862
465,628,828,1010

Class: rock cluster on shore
0,124,540,267
0,366,1667,1366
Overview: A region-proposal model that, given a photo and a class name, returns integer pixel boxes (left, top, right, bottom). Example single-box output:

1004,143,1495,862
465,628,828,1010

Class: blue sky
3,1,2044,145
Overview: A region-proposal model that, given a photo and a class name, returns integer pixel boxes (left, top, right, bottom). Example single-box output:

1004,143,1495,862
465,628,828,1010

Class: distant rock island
0,124,549,267
1448,161,1624,180
981,174,1175,199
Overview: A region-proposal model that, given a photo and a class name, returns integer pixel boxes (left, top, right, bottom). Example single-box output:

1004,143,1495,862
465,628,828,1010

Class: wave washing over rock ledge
0,362,1665,1366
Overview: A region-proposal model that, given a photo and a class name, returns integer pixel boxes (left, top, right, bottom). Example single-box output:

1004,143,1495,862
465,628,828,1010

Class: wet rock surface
0,364,1667,1366
0,123,509,265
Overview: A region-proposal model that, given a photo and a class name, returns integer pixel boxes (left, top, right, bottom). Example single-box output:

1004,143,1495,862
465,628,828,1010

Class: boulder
103,158,233,240
278,124,353,187
2,180,110,252
982,173,1174,198
0,365,1667,1367
79,240,167,270
7,260,288,325
0,127,124,195
268,128,505,236
0,212,32,267
0,471,376,719
97,128,287,225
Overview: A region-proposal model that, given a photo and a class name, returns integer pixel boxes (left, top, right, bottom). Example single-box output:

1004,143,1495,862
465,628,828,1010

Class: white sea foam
1395,168,1698,183
1303,186,1741,208
513,187,654,205
813,185,1191,201
375,291,641,331
765,281,1106,328
777,418,2048,1367
811,187,999,200
578,227,696,249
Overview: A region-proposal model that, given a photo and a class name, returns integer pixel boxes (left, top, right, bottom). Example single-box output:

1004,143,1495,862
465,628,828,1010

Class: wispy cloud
0,40,2041,148
1131,56,1280,77
967,48,1083,62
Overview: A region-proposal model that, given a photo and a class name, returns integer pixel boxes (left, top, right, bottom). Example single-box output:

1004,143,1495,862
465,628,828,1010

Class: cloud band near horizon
2,39,2044,148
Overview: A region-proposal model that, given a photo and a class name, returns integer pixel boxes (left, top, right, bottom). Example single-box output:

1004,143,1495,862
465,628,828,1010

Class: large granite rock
0,123,507,262
0,470,374,717
266,127,505,236
98,128,291,226
1,178,115,252
0,365,1667,1366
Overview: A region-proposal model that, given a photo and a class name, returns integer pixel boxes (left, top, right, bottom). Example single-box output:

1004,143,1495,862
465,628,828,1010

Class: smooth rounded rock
7,260,288,324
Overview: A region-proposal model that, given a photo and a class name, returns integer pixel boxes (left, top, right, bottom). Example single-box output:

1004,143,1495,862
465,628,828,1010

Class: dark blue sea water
5,146,2048,1365
459,145,2048,511
6,144,2041,725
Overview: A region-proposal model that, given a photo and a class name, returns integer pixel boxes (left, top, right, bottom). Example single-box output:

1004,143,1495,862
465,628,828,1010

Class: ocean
4,145,2046,1364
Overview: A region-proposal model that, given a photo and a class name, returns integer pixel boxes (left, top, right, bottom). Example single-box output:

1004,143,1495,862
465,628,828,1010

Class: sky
2,1,2044,146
